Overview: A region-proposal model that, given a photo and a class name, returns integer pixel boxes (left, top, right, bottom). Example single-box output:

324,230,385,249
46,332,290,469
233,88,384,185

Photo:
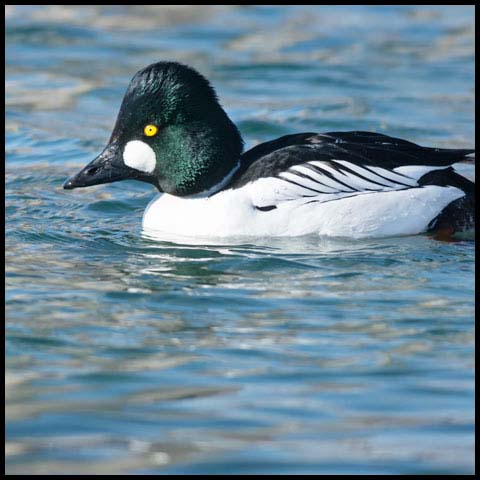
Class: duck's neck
156,110,244,196
186,159,241,198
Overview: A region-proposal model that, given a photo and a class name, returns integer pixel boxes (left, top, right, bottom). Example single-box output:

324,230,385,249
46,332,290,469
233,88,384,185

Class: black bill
63,141,141,190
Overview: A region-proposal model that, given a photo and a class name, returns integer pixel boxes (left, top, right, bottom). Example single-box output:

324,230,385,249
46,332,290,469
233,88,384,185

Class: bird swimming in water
64,61,475,239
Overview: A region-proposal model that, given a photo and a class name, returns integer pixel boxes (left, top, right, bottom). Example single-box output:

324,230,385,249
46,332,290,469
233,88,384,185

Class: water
5,5,475,474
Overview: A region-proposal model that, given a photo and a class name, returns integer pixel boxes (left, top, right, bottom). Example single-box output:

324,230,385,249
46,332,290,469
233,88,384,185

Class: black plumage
231,131,474,188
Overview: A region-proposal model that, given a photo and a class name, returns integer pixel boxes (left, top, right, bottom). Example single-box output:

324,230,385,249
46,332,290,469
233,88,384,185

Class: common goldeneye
64,61,475,239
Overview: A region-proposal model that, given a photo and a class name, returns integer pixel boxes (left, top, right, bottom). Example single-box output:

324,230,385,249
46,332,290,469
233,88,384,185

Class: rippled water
5,5,475,474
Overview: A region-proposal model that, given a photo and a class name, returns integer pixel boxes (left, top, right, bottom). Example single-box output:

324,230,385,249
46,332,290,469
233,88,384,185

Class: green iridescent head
64,61,244,195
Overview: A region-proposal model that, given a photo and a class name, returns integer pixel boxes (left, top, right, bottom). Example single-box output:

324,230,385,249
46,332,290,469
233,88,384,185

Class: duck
64,61,475,239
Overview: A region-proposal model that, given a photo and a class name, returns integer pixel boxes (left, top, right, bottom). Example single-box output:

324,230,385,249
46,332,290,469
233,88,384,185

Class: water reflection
6,4,474,475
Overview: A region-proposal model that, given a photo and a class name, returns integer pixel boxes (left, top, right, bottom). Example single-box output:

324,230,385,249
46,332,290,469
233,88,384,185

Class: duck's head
64,61,243,196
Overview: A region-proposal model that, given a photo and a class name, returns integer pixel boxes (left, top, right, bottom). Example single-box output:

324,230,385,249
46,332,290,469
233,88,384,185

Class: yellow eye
144,124,158,137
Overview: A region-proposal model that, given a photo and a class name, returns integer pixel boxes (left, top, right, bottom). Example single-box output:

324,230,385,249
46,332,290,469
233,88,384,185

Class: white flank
142,181,465,239
123,140,156,173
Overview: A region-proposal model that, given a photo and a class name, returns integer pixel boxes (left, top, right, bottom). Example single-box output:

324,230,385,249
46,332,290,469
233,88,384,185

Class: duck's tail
424,151,475,239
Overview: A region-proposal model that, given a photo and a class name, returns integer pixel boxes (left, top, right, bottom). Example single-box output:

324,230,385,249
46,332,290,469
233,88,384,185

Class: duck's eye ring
144,124,158,137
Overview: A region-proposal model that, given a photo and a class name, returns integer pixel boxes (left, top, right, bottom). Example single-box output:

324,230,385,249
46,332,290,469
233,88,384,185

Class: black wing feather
231,131,474,189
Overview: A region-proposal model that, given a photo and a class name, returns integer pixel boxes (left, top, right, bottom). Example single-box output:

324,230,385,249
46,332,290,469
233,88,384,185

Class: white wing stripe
247,159,450,210
309,162,387,191
305,162,363,191
329,161,405,189
334,160,417,187
367,166,417,186
285,167,351,193
279,172,335,194
289,165,346,192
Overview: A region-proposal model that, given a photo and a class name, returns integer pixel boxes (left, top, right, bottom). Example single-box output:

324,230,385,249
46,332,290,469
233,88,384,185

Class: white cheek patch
123,140,156,173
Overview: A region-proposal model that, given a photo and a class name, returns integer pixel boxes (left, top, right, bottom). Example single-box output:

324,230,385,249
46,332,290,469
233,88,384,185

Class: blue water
5,5,475,474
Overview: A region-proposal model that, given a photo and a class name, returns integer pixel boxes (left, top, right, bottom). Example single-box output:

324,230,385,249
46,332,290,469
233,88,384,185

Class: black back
231,131,474,189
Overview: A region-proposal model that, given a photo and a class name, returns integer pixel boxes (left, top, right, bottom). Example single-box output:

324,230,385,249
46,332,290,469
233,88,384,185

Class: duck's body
143,131,474,238
64,62,475,239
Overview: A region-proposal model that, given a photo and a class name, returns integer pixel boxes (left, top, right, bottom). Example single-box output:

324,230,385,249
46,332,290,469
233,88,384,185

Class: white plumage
142,159,468,239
